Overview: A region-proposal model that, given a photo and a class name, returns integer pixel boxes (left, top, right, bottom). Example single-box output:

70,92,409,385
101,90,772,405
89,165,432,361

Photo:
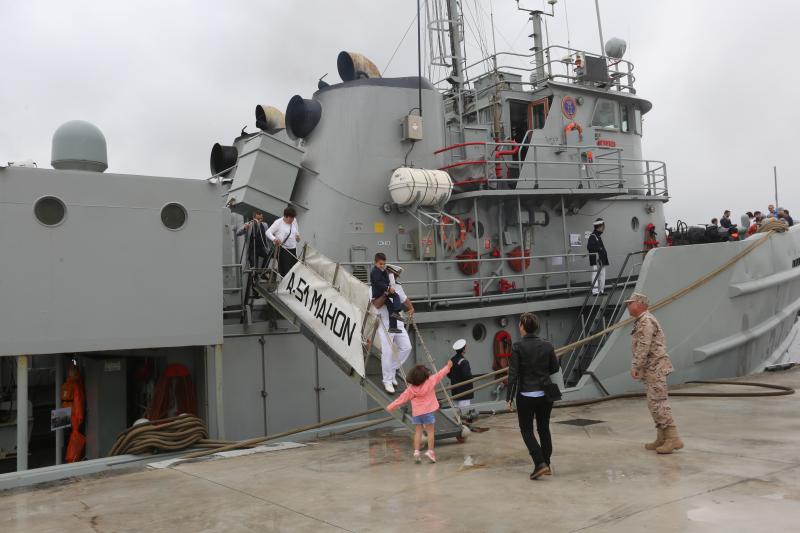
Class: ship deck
3,368,800,532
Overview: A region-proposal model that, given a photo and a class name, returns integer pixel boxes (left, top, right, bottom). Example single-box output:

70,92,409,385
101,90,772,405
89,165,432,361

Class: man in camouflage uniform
626,292,684,454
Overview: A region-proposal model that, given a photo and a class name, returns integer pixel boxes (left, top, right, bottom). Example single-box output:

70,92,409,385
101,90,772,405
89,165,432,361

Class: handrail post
517,196,527,298
533,145,539,188
617,148,624,188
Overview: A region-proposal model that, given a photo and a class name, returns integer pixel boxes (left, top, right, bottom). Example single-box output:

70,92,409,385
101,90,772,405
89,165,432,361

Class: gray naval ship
2,0,798,476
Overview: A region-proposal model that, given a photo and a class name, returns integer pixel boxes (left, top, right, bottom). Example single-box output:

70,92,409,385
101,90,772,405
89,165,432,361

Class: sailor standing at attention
587,218,609,295
626,292,684,454
448,339,474,410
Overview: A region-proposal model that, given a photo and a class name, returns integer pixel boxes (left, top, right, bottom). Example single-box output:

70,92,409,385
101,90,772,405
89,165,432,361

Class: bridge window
592,99,619,129
634,108,643,135
621,104,631,132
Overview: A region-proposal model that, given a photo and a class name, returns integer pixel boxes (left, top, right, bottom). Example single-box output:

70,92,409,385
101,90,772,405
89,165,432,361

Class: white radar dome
51,120,108,172
604,38,627,59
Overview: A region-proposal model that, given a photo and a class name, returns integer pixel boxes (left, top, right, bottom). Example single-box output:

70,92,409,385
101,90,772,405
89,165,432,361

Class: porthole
34,196,66,227
631,216,640,232
472,323,487,342
161,202,187,230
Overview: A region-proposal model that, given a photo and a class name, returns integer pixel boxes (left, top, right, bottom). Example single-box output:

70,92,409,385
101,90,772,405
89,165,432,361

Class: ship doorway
507,101,531,190
528,98,550,131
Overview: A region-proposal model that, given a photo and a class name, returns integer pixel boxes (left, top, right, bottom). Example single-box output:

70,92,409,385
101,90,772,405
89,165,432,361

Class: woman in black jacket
506,312,560,480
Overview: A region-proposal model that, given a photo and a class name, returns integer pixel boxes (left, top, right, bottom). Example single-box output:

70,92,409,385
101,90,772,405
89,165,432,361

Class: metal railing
342,252,600,308
436,46,636,97
436,139,668,196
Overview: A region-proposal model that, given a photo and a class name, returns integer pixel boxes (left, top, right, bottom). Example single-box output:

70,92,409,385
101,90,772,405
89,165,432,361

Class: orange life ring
439,215,466,251
564,121,584,142
492,330,513,386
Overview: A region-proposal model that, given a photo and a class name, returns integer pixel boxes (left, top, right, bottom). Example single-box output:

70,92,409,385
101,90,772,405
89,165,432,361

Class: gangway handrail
561,250,647,381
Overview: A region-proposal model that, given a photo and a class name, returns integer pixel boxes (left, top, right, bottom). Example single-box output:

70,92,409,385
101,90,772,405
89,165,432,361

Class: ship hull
564,226,800,399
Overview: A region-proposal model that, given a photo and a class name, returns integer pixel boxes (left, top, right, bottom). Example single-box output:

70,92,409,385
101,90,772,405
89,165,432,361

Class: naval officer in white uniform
374,264,413,394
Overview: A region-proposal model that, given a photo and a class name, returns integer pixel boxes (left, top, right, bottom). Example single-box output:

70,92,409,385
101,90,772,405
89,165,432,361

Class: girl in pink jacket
387,360,452,463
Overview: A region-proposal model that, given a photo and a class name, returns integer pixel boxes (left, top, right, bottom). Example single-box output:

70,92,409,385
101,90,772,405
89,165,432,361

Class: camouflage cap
624,292,649,305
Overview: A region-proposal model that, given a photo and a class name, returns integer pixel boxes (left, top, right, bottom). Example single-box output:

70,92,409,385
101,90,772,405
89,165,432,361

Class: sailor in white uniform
374,264,413,394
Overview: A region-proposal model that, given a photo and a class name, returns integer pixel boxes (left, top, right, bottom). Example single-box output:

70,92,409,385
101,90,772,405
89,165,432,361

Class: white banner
277,263,366,377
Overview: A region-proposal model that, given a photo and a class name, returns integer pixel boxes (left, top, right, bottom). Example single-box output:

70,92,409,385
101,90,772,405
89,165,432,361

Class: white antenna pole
490,0,498,57
564,0,572,52
774,166,779,209
594,0,605,56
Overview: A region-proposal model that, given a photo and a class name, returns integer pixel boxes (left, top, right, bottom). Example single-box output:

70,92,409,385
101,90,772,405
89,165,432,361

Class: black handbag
543,382,562,402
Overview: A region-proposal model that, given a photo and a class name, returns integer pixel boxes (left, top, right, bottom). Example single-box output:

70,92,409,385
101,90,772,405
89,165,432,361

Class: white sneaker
392,376,398,386
384,382,395,394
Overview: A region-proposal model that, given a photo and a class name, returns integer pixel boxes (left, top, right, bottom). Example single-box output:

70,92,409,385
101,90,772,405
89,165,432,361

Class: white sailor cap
593,218,605,226
452,339,467,351
386,263,404,276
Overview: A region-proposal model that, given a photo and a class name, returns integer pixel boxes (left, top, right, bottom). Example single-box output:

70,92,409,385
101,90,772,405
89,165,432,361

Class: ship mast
445,0,465,90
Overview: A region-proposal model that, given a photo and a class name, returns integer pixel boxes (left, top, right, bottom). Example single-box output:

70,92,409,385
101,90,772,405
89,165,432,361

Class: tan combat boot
644,428,665,451
656,426,684,454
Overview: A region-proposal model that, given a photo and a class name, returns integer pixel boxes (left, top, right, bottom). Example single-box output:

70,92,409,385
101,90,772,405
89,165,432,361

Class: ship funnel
210,143,238,177
255,105,286,133
604,37,627,59
337,51,381,82
285,95,322,140
51,120,108,172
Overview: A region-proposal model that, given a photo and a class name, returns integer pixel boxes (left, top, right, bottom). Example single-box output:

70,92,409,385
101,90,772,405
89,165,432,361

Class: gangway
251,245,464,441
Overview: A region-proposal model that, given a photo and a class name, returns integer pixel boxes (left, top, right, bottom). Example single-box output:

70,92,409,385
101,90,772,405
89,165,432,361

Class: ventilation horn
210,143,239,177
255,105,286,133
337,51,381,82
285,95,322,140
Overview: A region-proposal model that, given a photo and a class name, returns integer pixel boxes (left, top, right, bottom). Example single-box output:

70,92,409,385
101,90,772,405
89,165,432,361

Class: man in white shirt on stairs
266,205,301,276
374,264,414,394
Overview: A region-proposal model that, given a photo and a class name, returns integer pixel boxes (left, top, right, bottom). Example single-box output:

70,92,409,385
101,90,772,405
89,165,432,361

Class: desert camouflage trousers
645,377,675,429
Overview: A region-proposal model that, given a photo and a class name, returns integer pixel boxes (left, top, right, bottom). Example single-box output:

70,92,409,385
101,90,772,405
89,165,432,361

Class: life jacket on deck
61,364,86,463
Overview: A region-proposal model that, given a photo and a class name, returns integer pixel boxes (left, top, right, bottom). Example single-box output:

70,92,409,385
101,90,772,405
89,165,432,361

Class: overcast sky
2,0,798,225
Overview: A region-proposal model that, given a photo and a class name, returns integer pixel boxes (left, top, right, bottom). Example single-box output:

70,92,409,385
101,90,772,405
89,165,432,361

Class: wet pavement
2,368,800,532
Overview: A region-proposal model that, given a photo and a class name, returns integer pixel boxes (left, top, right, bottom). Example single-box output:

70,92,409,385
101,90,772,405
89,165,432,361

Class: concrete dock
2,368,800,532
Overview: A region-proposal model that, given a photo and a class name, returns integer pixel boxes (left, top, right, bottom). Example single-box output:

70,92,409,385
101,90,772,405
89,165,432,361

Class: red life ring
506,246,531,272
439,215,466,251
492,330,513,386
456,248,479,276
564,121,584,142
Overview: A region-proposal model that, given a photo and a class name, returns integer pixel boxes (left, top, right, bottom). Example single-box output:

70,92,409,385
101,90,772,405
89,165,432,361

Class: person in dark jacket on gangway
507,312,560,480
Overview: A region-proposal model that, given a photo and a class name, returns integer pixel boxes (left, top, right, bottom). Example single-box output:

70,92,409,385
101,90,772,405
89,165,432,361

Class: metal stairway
561,251,646,387
250,250,463,441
